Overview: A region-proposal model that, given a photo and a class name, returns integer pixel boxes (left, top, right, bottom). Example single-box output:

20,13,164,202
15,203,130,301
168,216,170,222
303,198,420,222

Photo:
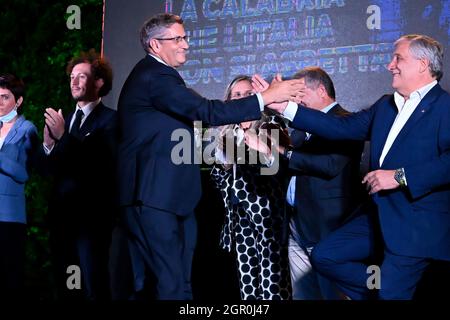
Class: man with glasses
117,13,302,300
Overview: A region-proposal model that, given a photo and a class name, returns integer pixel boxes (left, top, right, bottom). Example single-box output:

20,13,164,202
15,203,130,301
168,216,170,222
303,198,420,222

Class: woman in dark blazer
0,74,38,299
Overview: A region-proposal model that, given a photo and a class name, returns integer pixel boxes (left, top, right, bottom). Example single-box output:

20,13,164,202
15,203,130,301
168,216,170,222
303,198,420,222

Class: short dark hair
0,73,25,101
140,13,184,53
66,49,113,97
293,66,336,100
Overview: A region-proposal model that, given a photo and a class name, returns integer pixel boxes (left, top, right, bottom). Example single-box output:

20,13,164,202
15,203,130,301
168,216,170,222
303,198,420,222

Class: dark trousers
50,218,111,300
311,211,430,300
122,205,197,300
0,222,26,300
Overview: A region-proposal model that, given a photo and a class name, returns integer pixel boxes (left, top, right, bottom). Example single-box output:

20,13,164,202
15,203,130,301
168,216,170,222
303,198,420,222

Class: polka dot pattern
211,115,292,300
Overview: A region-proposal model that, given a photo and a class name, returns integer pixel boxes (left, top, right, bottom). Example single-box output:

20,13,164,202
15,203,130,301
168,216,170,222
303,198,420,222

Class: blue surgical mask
0,106,18,123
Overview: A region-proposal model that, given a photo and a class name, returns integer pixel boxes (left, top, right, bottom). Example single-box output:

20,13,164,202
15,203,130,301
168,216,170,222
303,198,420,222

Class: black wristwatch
394,168,407,187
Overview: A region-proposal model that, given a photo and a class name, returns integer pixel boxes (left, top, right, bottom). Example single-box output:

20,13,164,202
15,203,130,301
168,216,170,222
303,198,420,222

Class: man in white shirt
267,34,450,299
41,50,117,300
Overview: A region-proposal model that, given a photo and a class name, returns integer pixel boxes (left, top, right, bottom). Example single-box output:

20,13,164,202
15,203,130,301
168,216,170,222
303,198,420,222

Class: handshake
251,73,305,114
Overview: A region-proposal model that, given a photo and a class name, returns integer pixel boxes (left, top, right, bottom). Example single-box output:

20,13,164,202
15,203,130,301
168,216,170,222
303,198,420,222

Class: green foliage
0,0,103,299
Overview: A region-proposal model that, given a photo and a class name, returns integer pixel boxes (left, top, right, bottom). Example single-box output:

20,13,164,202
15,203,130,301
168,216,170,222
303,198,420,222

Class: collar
394,80,437,111
321,101,338,114
149,53,169,67
75,98,101,117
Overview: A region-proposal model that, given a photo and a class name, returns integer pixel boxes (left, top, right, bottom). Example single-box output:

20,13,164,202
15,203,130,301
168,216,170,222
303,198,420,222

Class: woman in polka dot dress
209,75,292,300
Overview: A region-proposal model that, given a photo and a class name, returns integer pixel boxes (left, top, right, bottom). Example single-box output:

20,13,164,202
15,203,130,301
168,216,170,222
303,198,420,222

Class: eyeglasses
154,35,189,44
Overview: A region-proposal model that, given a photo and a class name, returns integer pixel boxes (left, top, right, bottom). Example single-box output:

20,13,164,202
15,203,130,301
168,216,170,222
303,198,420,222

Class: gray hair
140,13,183,53
396,34,444,81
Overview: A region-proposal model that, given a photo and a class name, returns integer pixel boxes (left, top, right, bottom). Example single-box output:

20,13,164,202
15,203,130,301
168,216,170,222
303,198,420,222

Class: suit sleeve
0,150,29,183
289,150,355,179
291,104,375,141
150,69,261,126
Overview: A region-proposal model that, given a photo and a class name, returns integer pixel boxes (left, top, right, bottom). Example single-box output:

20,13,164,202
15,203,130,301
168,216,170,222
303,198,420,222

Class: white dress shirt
43,99,101,154
68,99,100,132
378,80,437,166
286,102,338,206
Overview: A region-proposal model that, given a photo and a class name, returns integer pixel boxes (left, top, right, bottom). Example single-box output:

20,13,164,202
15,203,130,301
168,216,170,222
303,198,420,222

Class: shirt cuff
255,92,265,111
283,101,298,121
286,176,296,206
43,143,54,155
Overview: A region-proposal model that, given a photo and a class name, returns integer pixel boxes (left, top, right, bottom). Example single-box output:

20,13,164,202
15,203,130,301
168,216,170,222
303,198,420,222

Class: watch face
395,169,405,186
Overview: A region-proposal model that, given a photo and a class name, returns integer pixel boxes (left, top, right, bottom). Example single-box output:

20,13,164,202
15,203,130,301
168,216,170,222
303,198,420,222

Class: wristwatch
394,168,407,187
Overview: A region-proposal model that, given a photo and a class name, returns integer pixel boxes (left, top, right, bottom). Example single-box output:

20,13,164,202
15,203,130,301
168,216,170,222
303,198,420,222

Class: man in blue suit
117,13,302,299
267,34,450,299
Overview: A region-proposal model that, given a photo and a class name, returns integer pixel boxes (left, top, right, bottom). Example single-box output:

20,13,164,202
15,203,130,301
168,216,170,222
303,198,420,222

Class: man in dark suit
117,13,302,300
42,50,117,300
278,67,364,299
268,34,450,299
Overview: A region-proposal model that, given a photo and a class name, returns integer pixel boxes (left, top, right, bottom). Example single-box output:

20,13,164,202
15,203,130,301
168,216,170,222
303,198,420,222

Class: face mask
0,105,18,123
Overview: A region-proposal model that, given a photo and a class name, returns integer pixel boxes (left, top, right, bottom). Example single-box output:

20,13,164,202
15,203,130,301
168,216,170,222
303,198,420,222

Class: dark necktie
70,109,84,138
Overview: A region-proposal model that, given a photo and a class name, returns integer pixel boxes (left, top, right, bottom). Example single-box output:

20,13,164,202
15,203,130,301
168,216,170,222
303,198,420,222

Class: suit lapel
66,103,104,139
66,111,74,132
381,84,441,166
79,103,103,137
371,97,398,169
4,115,25,144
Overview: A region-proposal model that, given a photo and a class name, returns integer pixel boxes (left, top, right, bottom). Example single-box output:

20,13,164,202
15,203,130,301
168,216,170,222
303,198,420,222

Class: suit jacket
117,55,261,216
289,105,364,245
0,116,38,223
42,102,118,228
291,84,450,260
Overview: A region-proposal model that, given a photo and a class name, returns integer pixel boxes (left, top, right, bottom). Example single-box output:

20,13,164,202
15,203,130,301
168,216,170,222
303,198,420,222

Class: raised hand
261,78,304,109
251,74,270,93
244,129,271,155
44,108,65,141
